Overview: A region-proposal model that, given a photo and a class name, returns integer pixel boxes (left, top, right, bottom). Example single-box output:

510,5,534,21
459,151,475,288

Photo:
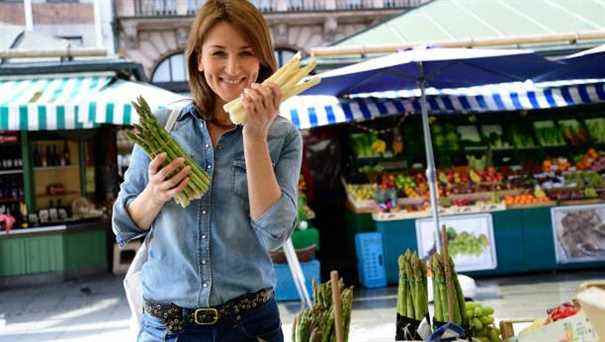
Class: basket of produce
396,250,429,340
292,274,353,342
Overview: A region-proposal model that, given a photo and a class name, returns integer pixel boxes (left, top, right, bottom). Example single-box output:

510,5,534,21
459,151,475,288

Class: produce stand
0,59,147,287
0,129,111,287
340,105,605,284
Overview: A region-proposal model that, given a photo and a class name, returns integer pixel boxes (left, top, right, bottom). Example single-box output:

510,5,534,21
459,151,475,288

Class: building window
274,48,297,67
151,52,189,93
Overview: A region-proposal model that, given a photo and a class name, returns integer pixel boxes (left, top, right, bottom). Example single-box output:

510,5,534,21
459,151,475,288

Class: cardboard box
516,311,598,342
577,287,605,342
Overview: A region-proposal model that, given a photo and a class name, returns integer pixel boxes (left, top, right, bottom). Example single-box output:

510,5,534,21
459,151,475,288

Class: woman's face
198,21,260,106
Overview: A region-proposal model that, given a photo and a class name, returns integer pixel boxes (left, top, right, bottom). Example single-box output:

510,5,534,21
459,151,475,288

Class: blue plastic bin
274,259,320,301
355,232,387,288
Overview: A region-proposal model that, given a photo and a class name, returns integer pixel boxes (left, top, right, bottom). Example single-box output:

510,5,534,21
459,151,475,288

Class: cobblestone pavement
0,270,602,341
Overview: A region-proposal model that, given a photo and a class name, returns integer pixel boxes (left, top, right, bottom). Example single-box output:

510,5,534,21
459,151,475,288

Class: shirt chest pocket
232,159,248,201
231,158,279,203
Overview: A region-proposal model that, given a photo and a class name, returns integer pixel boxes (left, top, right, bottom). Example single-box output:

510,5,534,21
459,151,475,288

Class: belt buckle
193,308,219,325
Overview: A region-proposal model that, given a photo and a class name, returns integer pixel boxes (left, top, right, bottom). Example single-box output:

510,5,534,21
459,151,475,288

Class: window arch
274,47,297,67
151,52,190,93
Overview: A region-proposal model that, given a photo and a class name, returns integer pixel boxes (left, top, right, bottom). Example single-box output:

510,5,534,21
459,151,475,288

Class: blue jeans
138,297,284,342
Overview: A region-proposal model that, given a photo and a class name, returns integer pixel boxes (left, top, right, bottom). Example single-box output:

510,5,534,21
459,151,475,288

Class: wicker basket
270,244,317,264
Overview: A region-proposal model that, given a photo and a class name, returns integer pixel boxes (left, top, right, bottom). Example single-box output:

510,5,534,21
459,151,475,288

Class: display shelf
0,224,67,236
558,199,605,206
506,201,557,209
33,165,79,171
0,169,23,175
355,155,405,164
0,198,24,204
35,191,80,198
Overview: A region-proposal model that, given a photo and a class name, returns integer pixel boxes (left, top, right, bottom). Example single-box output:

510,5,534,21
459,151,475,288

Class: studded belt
143,288,274,333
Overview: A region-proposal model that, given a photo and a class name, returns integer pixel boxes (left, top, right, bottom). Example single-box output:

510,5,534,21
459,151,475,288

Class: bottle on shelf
57,199,69,221
19,201,28,228
0,180,5,200
48,200,58,222
33,144,41,167
42,145,49,167
6,154,13,169
63,140,70,166
53,144,59,166
14,150,21,168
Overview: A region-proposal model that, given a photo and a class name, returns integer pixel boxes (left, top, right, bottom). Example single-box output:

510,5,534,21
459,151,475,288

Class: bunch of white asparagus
223,52,320,125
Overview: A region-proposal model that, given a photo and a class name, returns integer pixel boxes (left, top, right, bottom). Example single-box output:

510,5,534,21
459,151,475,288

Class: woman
112,1,302,341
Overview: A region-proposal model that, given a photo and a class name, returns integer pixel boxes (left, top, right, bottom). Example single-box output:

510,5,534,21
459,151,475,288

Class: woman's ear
197,54,204,72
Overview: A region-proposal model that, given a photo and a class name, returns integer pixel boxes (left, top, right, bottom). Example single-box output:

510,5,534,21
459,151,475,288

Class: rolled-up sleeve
112,144,151,247
251,127,303,251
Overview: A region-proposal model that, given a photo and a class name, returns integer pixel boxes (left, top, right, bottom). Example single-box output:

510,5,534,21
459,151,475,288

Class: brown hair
186,0,277,120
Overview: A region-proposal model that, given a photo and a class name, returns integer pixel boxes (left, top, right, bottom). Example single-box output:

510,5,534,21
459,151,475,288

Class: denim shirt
112,103,302,308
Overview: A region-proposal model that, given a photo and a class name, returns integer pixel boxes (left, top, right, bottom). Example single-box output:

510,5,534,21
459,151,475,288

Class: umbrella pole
417,61,442,251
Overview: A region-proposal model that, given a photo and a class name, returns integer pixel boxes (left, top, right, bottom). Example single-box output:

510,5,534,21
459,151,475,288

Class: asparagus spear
397,254,407,316
432,254,443,323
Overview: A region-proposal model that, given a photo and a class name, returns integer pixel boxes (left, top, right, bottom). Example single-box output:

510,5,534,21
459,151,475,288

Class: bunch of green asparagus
292,279,354,342
396,250,429,321
126,96,211,208
431,253,468,328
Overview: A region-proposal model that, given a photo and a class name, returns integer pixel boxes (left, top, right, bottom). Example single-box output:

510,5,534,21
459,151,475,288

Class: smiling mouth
220,77,245,85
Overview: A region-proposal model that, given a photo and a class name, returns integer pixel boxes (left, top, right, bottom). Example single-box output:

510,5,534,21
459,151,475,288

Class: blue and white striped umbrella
280,80,605,130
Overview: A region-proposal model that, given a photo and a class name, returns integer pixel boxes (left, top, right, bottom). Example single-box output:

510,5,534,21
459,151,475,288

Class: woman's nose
225,55,240,75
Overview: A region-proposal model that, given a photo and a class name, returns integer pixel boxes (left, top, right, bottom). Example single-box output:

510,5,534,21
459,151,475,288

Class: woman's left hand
241,82,282,141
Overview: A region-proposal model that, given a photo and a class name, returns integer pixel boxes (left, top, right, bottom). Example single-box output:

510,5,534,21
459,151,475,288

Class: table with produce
393,243,603,342
342,115,605,277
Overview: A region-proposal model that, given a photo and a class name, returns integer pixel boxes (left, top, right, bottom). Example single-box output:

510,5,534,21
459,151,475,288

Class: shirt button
217,145,222,150
202,234,207,239
202,260,207,265
206,164,212,170
203,282,208,288
202,210,207,215
205,144,210,148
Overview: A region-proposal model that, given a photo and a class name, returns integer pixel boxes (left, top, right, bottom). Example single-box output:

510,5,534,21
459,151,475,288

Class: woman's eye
212,51,227,57
241,51,254,57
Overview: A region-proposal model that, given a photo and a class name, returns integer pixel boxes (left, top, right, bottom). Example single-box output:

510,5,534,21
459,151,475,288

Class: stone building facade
114,0,429,92
0,0,114,52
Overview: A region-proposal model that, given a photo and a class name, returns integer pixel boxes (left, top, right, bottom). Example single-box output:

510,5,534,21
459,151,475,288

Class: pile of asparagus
431,252,468,328
223,52,321,125
126,96,211,208
292,279,354,342
397,250,429,322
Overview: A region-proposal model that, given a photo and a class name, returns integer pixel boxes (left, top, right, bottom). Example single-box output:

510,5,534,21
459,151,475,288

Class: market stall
280,46,605,285
0,60,171,287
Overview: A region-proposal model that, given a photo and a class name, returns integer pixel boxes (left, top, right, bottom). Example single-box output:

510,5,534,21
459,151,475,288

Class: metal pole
283,238,313,308
417,61,442,251
93,0,104,49
24,0,34,32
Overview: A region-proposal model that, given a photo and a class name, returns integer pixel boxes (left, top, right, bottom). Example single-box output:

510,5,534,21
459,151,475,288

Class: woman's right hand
146,153,190,205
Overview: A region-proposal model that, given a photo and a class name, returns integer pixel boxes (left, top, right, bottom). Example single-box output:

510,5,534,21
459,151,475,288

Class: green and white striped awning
0,72,186,131
0,73,113,131
79,79,187,126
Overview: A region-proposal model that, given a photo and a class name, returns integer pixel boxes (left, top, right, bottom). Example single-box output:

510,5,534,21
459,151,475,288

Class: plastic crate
274,259,320,301
355,232,387,288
